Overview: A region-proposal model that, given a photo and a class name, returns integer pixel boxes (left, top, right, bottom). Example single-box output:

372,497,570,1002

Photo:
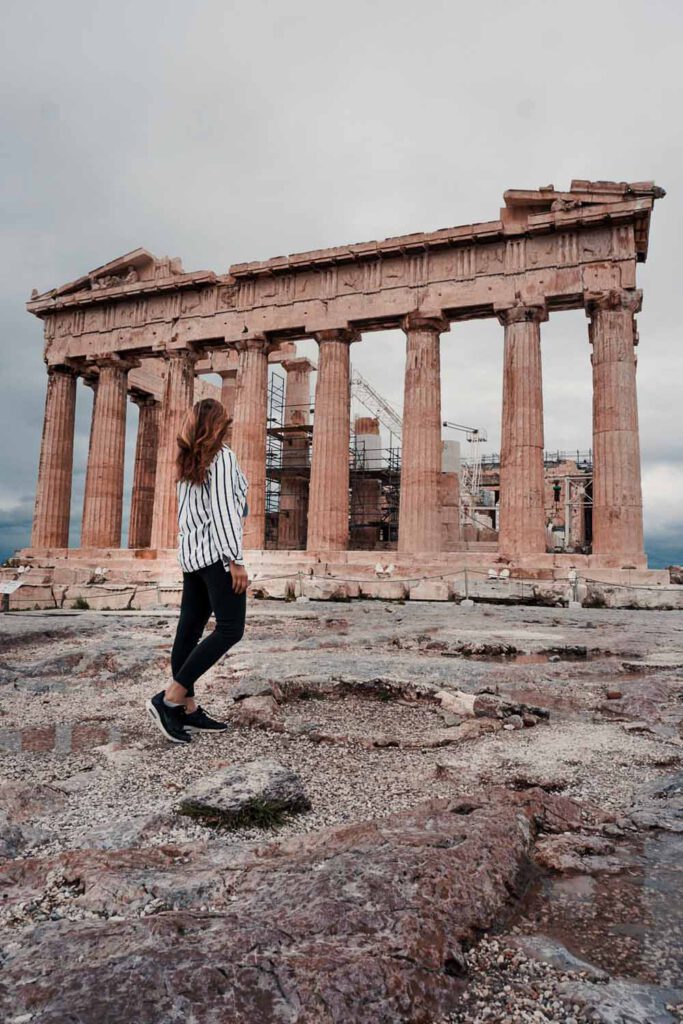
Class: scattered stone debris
438,937,683,1024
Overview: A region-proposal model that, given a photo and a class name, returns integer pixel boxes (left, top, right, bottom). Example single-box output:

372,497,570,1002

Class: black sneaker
183,704,230,733
146,691,192,744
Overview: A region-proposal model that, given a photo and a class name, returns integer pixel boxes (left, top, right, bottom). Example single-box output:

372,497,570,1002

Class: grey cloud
1,0,682,565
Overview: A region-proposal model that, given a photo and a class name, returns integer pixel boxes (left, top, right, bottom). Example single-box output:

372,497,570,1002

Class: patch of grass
178,796,309,831
73,597,90,610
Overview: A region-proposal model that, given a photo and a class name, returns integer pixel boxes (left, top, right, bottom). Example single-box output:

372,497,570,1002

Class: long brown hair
176,399,231,485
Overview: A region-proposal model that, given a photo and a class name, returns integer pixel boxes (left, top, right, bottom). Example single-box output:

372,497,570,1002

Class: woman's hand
230,561,249,595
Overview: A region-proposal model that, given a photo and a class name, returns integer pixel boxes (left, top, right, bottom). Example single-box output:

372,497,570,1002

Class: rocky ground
0,598,682,1022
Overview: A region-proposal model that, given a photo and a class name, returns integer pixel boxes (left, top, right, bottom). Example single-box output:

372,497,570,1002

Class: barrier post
460,565,474,608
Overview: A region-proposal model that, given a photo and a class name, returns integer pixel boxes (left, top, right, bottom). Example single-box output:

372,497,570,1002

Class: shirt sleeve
209,447,248,565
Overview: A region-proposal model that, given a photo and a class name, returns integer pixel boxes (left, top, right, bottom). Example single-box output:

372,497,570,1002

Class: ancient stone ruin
9,179,677,608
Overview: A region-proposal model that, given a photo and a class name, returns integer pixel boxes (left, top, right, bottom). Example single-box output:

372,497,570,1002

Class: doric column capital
87,352,141,374
401,311,450,334
233,333,271,354
158,345,202,365
282,357,316,374
46,362,79,379
216,367,238,381
313,328,360,345
129,391,159,409
495,300,548,327
584,288,642,317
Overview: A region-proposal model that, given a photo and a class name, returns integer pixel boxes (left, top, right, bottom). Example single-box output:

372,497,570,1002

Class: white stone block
409,580,449,602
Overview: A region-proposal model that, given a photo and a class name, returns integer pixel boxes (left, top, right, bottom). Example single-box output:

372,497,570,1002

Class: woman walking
146,398,249,744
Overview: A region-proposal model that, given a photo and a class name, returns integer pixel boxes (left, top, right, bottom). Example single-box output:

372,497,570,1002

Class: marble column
128,395,160,549
81,355,136,548
397,312,449,553
218,369,238,445
278,357,314,550
31,364,78,549
150,349,197,550
230,336,270,550
307,330,358,552
496,302,548,558
585,288,645,562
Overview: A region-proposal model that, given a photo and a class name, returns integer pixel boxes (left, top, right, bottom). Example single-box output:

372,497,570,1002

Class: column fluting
585,288,645,562
306,330,358,552
230,337,270,550
81,355,136,548
397,312,449,553
496,302,548,558
128,395,160,549
278,357,313,550
31,364,78,549
218,369,238,446
150,349,198,550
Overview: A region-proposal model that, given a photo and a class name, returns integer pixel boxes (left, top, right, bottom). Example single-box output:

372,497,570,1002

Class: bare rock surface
176,758,311,828
0,795,534,1023
628,769,683,832
2,601,683,1021
81,810,175,851
0,781,66,823
0,812,26,859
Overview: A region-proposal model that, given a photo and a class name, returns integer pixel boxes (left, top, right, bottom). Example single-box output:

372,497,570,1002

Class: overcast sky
1,0,681,566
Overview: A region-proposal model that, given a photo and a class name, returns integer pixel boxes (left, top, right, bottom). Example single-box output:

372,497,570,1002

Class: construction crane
350,369,403,441
442,421,487,445
347,375,488,517
442,420,489,526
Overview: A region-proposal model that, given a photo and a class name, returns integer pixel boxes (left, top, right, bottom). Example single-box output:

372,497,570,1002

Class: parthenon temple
12,179,670,605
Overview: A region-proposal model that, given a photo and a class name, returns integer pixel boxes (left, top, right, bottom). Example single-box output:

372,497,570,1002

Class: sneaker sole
184,724,229,733
146,700,192,744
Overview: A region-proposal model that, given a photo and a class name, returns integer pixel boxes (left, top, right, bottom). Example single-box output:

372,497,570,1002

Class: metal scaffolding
350,368,402,443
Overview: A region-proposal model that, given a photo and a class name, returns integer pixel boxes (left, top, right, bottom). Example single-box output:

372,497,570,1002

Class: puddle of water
519,832,683,987
511,653,568,665
467,650,616,665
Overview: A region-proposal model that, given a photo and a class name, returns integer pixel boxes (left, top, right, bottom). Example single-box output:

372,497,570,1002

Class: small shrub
178,796,304,831
73,597,90,610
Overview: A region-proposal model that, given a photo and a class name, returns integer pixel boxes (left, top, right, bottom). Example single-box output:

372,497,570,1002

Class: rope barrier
244,565,671,598
10,563,671,595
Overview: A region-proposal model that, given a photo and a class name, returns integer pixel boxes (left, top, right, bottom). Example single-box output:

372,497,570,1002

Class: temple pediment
29,249,187,303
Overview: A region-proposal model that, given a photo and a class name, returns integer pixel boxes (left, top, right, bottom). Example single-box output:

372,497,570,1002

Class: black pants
171,559,246,697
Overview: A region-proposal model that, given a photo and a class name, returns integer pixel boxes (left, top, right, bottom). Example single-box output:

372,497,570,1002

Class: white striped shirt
176,445,249,573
